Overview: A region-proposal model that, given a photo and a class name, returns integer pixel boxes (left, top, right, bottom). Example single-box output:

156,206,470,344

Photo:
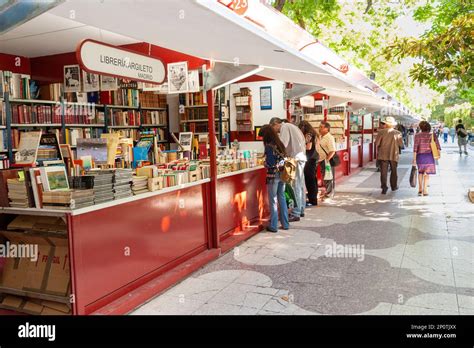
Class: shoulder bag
430,133,440,160
321,145,341,167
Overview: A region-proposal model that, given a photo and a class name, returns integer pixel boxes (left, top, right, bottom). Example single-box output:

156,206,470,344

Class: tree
384,0,474,102
273,0,443,119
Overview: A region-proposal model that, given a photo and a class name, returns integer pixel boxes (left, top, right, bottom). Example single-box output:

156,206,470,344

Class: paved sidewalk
131,144,474,315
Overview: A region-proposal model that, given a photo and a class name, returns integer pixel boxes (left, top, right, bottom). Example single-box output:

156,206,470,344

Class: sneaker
300,213,305,218
280,226,289,230
289,216,300,222
464,151,468,155
266,227,277,233
381,188,388,194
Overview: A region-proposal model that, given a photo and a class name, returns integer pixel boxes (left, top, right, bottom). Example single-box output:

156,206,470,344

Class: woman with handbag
260,125,290,232
298,121,319,206
413,121,441,196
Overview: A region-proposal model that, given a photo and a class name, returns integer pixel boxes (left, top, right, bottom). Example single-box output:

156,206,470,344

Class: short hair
458,119,463,124
320,121,331,130
419,120,431,132
269,117,283,125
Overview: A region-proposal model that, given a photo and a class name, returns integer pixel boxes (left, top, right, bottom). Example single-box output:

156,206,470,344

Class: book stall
0,34,268,315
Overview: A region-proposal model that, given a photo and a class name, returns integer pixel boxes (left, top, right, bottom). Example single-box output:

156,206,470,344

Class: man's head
269,117,283,133
458,119,463,124
382,116,397,129
319,121,331,136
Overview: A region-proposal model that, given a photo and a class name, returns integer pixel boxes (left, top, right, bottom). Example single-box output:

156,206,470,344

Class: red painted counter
2,180,211,315
216,167,268,240
351,145,361,170
363,143,371,166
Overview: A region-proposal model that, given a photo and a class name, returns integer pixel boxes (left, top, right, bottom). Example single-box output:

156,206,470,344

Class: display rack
233,87,253,132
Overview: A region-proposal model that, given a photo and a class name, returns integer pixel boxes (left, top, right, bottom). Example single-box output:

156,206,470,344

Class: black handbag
409,165,417,188
321,146,341,167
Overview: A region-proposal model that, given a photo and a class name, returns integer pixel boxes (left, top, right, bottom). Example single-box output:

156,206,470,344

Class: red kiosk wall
69,184,209,314
217,168,268,239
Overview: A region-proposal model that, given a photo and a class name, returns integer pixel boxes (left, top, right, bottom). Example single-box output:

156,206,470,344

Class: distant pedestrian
376,120,386,171
455,119,468,155
450,127,456,143
317,122,337,200
413,121,441,196
443,126,449,143
298,121,319,206
407,126,415,148
261,125,289,232
375,117,404,194
270,117,307,221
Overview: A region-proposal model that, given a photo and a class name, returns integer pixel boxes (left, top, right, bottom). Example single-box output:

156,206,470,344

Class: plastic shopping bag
324,160,333,181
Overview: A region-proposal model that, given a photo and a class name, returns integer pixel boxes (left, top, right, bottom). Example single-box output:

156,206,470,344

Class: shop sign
218,0,249,16
76,39,166,84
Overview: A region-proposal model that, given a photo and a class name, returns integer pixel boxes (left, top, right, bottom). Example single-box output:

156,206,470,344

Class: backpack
280,158,297,183
273,146,297,183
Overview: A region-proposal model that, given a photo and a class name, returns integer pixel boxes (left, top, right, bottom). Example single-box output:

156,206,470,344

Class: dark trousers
380,160,398,190
319,161,335,196
304,159,318,205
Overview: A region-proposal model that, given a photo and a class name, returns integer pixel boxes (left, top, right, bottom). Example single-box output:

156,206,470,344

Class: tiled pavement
131,143,474,315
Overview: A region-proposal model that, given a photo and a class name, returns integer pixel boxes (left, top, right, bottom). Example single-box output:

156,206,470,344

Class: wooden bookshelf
10,99,60,105
11,123,62,127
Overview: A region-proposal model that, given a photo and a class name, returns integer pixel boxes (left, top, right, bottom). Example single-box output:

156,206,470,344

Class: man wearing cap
375,117,404,194
270,117,307,222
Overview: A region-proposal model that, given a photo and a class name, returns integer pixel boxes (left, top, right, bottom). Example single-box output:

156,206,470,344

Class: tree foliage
273,0,442,119
384,0,474,102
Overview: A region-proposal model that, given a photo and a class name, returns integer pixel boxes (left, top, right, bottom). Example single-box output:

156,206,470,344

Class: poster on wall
100,75,118,91
260,86,272,110
82,71,100,92
187,70,200,93
167,62,189,94
64,65,81,93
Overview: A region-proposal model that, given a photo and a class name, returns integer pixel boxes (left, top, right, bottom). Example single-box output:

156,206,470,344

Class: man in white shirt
317,122,336,199
270,117,307,221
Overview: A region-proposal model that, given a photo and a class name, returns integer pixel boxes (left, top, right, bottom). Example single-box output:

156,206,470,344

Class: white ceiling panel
0,13,138,57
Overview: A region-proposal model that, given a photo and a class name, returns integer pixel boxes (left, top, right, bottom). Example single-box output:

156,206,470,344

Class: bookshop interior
0,0,415,315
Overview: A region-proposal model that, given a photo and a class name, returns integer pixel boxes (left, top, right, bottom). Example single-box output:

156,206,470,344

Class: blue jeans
291,160,306,217
267,173,289,230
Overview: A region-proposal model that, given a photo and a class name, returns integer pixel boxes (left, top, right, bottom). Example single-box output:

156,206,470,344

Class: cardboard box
0,295,71,315
7,215,67,234
469,188,474,203
0,230,70,297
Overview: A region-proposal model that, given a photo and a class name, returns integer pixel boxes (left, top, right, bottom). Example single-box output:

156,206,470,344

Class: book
39,166,69,191
14,130,42,166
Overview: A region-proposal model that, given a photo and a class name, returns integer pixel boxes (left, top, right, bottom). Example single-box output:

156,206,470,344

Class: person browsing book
270,117,307,222
260,125,289,232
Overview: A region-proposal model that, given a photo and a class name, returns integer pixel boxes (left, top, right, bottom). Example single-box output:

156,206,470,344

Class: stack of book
113,169,133,200
86,170,114,204
132,176,148,195
42,189,94,210
7,179,29,208
69,176,94,190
